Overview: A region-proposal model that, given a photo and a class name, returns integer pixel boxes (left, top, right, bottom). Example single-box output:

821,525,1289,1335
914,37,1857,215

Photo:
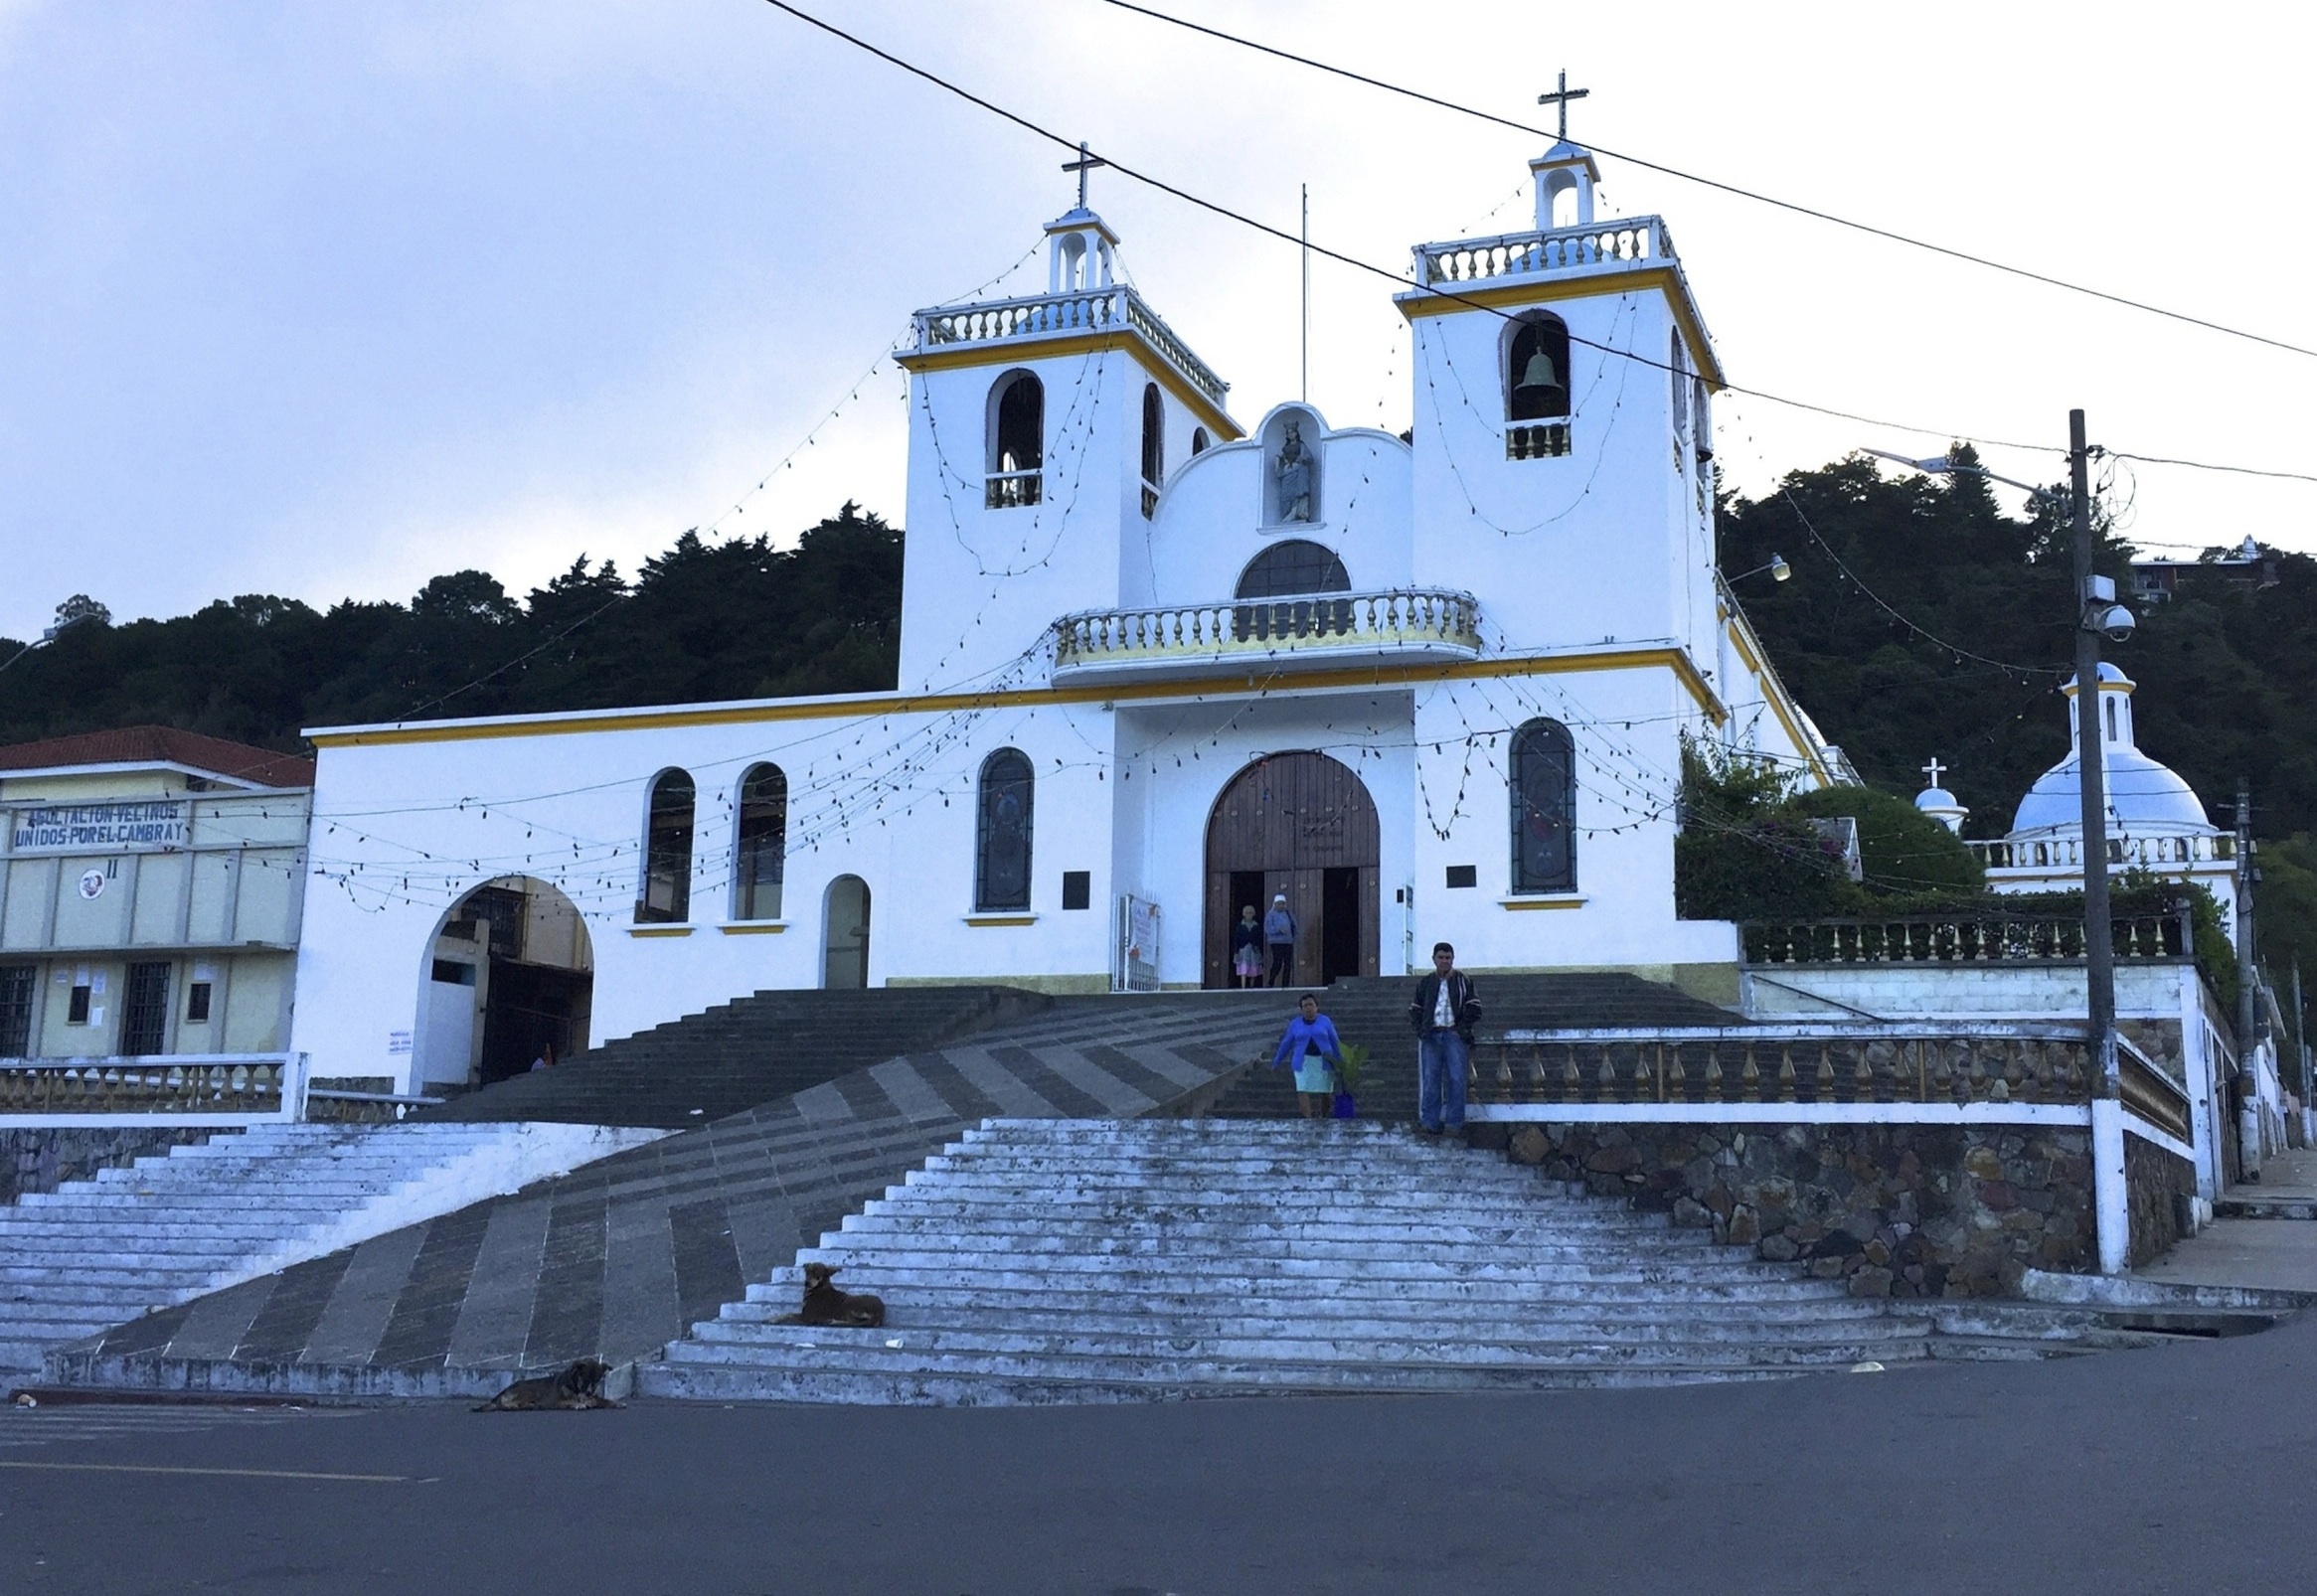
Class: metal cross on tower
1922,756,1948,788
1538,71,1590,140
1062,142,1107,210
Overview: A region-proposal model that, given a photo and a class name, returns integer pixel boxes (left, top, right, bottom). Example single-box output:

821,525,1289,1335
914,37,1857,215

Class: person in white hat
1262,892,1299,988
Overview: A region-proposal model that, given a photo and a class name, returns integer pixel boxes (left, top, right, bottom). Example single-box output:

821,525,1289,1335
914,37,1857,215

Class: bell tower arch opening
1203,752,1381,990
415,877,593,1091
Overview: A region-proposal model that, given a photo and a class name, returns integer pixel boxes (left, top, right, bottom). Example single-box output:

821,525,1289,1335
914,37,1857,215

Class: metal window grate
0,965,33,1056
121,961,172,1056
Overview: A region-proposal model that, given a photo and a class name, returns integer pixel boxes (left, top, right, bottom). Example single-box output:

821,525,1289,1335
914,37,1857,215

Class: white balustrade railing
914,285,1229,407
1053,588,1481,671
1414,217,1675,287
1968,835,2235,871
0,1051,310,1122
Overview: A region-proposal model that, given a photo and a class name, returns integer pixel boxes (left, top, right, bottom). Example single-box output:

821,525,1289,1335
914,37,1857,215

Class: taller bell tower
1400,113,1724,666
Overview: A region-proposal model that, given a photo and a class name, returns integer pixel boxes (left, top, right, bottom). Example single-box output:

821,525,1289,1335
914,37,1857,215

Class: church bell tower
1400,86,1724,665
892,152,1240,693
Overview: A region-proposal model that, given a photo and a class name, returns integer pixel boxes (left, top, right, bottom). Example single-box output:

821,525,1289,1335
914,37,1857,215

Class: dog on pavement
473,1357,619,1411
777,1262,886,1328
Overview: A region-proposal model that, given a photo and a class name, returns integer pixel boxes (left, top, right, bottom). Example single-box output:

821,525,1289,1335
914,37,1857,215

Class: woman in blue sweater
1269,994,1345,1119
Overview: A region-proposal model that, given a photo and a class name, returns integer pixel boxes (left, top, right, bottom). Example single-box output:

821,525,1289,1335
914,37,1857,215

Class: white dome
2009,665,2215,836
2011,748,2214,834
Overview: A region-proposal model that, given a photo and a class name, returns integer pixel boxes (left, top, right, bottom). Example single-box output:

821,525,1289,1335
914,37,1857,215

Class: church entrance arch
1203,752,1380,989
415,877,593,1090
822,876,872,990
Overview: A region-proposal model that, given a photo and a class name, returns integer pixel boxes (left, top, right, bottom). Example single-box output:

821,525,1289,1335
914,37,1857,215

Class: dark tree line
0,504,903,745
1719,455,2317,987
1718,453,2317,842
7,467,2316,990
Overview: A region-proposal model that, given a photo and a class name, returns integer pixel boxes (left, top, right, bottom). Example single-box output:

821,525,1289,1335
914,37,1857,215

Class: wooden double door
1204,752,1381,989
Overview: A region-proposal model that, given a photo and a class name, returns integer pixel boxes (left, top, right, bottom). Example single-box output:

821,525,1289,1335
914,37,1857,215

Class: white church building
290,137,1843,1095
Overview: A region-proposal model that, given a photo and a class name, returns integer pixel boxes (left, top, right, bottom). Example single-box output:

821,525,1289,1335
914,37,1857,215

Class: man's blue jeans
1418,1031,1469,1131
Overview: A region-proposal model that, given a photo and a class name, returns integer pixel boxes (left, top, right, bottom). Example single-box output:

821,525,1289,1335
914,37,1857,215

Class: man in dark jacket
1407,941,1480,1134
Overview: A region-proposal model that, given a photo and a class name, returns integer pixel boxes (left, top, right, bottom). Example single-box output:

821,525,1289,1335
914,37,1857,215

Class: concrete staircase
415,986,1050,1129
0,1120,662,1372
641,1118,1936,1404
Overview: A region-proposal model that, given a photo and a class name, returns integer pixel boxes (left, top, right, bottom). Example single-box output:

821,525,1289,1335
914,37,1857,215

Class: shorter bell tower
893,155,1241,692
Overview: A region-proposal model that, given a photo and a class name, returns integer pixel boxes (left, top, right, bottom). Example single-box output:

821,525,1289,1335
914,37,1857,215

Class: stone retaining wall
1499,1121,2094,1296
2125,1133,2196,1267
2,1126,234,1205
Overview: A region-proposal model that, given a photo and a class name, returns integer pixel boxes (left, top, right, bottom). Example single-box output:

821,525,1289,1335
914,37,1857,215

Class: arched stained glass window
733,763,787,920
1233,540,1352,642
1236,540,1350,599
638,769,695,923
975,748,1035,912
1510,719,1575,893
1139,383,1164,518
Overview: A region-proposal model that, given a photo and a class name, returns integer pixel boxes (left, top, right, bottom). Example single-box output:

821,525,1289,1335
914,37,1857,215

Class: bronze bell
1513,349,1566,406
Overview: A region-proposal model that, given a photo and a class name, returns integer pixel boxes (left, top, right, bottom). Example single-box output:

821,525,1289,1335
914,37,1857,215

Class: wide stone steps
0,1119,660,1371
737,1271,1853,1307
639,1118,1925,1405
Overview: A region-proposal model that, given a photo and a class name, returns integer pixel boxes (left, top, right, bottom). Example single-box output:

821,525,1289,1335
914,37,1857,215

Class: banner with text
9,801,188,855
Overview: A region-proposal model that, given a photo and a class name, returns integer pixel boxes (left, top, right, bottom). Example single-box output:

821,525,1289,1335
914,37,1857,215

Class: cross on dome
1538,71,1590,142
1922,756,1947,788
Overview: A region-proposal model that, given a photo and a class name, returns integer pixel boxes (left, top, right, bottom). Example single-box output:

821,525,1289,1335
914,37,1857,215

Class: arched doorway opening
1204,752,1380,989
415,877,593,1090
823,876,872,990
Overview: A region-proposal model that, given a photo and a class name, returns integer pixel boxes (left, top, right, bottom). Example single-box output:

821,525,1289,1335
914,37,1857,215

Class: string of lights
1775,488,2072,679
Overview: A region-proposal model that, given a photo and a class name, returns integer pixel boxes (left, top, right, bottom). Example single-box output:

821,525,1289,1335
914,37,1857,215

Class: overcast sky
2,0,2309,643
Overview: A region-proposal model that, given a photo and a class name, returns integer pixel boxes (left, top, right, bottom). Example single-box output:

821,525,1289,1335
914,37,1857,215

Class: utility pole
2236,777,2257,1056
2071,408,2118,1099
2293,961,2308,1147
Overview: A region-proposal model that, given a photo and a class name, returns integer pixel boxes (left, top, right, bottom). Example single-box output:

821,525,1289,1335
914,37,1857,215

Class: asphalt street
7,1315,2316,1596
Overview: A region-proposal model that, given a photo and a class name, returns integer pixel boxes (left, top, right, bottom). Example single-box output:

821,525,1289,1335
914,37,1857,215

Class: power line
2107,451,2317,487
753,0,2061,459
1095,0,2317,366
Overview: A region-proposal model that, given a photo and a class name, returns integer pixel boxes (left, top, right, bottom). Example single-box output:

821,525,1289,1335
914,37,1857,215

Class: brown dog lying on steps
776,1262,886,1328
473,1357,619,1411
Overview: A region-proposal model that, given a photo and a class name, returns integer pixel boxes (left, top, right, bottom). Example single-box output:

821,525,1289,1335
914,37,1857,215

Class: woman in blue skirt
1269,993,1344,1119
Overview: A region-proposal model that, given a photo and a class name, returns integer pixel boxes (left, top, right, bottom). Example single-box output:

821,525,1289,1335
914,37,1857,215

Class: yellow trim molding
1500,895,1587,911
1396,266,1724,391
626,925,694,938
898,333,1241,442
308,644,1727,750
717,922,787,935
962,914,1038,928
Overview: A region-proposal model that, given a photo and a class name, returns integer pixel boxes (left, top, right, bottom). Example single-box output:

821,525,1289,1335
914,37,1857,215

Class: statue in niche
1273,420,1315,523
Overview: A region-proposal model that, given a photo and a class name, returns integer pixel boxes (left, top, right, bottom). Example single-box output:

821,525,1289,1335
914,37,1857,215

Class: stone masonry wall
1501,1122,2095,1296
1,1127,233,1205
2125,1133,2196,1268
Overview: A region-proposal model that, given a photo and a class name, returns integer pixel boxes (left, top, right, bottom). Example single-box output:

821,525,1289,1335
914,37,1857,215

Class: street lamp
0,610,97,677
1869,417,2127,1113
1727,555,1791,584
